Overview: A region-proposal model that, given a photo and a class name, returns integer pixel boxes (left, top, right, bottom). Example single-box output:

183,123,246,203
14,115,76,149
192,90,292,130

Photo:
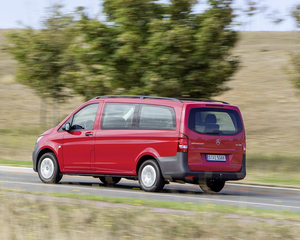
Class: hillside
0,30,300,161
217,31,300,155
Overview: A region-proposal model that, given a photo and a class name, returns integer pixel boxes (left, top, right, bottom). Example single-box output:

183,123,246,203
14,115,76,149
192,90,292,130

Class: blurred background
0,0,300,185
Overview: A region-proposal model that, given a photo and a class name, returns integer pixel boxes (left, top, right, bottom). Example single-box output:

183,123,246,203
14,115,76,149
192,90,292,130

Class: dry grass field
218,31,300,155
0,30,300,166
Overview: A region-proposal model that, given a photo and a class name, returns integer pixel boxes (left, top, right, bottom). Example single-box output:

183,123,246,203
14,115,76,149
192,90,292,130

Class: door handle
85,132,93,136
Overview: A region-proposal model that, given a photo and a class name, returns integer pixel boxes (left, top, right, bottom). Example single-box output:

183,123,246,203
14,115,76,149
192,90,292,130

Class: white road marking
227,183,300,192
0,166,35,173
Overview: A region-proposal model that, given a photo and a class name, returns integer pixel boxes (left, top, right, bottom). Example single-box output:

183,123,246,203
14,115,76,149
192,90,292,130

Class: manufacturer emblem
216,139,221,145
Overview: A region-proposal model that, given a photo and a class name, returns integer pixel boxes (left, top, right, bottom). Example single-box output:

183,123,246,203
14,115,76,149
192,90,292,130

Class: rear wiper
205,131,222,135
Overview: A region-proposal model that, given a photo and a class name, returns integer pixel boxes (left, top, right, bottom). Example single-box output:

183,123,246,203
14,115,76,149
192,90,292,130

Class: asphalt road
1,166,300,212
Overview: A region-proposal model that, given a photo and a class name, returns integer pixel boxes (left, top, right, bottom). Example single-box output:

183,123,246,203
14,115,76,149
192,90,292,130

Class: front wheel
200,179,225,193
38,153,62,184
138,160,165,192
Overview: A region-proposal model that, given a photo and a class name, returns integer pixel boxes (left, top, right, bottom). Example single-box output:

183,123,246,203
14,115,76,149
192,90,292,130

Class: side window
101,103,137,129
71,104,99,130
139,105,176,130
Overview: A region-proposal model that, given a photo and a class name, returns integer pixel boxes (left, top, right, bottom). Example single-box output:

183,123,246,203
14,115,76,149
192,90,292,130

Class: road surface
1,166,300,212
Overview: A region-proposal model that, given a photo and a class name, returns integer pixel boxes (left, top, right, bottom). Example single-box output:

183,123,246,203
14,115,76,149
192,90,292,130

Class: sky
0,0,299,31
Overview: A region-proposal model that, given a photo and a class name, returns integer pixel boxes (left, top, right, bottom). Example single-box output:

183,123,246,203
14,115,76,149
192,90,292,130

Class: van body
33,96,246,192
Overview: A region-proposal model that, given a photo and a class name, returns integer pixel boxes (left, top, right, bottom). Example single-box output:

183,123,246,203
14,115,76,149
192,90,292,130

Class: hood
41,128,54,136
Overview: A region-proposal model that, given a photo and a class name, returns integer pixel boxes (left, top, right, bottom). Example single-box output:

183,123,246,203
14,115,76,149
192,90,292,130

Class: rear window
188,108,243,135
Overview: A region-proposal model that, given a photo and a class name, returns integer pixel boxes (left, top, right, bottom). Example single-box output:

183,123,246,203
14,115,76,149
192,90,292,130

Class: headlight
36,136,43,143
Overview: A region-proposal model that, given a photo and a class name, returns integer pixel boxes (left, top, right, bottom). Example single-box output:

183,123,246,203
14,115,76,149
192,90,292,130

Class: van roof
92,95,229,105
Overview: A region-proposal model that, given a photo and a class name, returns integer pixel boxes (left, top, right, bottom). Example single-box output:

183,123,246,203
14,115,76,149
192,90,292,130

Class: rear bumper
158,153,246,183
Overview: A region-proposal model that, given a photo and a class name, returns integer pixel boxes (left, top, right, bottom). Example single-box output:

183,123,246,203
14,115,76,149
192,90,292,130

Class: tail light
178,133,188,152
243,142,246,153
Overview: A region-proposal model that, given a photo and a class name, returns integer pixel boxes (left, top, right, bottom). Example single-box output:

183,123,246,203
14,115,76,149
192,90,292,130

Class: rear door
185,105,245,172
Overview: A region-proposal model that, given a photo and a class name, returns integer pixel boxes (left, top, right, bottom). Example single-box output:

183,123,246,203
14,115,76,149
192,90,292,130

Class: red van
33,96,246,193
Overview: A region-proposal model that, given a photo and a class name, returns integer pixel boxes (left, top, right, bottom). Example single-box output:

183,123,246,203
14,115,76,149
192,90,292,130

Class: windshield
188,108,243,135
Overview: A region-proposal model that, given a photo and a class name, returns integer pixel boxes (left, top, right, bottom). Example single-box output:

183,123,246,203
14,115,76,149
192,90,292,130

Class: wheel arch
136,155,161,176
36,148,61,172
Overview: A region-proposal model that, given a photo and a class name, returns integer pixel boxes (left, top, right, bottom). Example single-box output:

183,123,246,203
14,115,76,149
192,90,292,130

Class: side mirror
63,123,70,132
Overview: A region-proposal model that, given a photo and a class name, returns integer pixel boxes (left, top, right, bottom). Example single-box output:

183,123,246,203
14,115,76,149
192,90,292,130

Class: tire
138,160,165,192
200,179,225,193
99,177,121,185
38,152,62,184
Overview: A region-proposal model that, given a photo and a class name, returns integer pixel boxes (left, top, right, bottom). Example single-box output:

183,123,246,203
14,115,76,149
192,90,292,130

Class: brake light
178,133,188,152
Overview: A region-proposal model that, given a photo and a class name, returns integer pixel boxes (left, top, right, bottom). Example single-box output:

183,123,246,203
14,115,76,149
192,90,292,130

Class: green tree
5,5,78,127
66,0,239,100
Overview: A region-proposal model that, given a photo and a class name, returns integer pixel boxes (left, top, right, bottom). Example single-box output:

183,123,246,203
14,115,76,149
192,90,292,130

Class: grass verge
244,153,300,188
0,188,300,239
0,159,32,167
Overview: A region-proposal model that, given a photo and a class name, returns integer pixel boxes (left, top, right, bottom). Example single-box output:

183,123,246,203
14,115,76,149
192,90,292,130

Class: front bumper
32,143,40,172
158,153,246,183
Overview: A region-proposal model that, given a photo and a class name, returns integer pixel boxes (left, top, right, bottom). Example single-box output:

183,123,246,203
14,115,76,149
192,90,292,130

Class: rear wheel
200,179,225,193
138,160,165,192
99,177,121,185
38,153,62,184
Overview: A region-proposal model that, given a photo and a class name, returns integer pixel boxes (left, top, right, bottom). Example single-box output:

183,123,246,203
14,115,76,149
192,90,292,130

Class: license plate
206,155,226,162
